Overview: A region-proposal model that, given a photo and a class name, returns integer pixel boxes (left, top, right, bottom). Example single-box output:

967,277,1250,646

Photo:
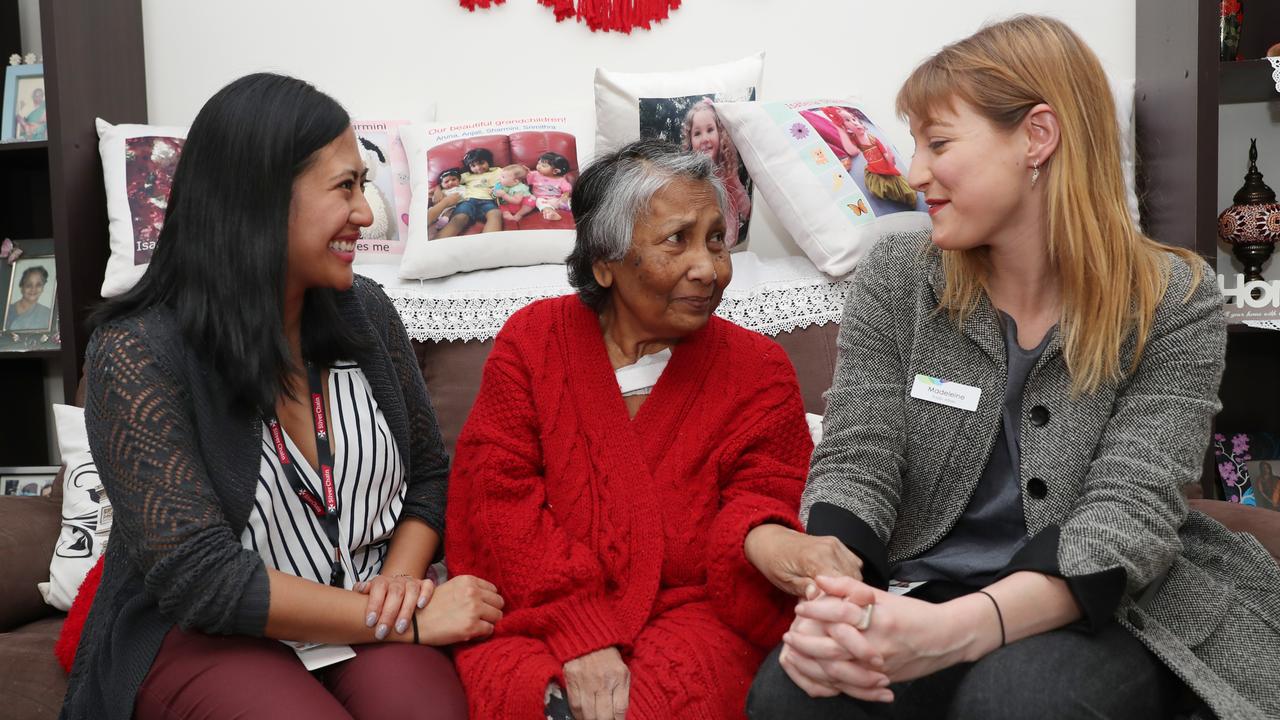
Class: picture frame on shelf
0,466,58,497
1,62,46,142
0,238,60,352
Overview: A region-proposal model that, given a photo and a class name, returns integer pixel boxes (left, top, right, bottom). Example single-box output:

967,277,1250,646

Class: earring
1031,161,1040,188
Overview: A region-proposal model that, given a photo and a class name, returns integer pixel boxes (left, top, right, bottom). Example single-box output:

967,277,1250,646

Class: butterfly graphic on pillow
848,199,870,216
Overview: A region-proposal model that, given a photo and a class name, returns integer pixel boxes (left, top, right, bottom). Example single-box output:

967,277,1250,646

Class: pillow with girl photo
398,115,590,280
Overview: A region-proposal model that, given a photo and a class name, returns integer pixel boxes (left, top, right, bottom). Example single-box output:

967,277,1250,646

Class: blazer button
1027,477,1048,499
1127,610,1145,631
1029,405,1050,426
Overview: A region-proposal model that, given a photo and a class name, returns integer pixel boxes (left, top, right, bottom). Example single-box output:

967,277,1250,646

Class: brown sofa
2,324,1278,719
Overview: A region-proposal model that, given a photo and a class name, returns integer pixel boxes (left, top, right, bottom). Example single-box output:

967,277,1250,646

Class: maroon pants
134,627,468,719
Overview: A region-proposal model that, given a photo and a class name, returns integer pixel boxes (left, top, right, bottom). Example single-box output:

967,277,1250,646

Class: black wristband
411,611,420,645
979,590,1006,647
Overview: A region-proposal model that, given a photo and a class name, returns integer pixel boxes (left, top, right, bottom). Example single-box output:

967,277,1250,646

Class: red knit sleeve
705,342,810,648
445,318,627,663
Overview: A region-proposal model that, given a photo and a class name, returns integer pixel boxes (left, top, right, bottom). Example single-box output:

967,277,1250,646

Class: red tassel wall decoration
462,0,681,34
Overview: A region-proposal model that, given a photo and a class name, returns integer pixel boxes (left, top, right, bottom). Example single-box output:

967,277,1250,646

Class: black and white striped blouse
240,363,405,588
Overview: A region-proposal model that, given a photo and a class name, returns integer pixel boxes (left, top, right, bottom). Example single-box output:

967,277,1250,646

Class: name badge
910,374,981,412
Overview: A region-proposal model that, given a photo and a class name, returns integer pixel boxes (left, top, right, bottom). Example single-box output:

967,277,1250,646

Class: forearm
947,571,1081,663
380,516,438,579
263,568,412,645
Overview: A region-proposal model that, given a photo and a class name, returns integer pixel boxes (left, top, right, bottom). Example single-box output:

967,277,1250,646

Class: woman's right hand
744,524,863,597
414,575,504,645
563,646,630,720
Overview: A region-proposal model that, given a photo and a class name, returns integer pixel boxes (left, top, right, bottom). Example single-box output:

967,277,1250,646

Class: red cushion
54,554,104,673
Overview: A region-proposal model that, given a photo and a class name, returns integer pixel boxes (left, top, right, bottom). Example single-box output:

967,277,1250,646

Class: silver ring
855,602,875,631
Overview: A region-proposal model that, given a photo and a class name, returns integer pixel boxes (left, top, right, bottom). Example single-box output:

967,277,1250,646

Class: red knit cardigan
445,295,811,719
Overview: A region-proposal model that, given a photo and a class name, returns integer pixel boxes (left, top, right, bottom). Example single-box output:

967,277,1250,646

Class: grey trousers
747,622,1187,720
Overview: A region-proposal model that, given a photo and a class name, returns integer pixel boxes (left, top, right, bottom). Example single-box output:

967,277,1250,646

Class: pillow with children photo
714,99,930,277
638,92,755,250
398,114,590,280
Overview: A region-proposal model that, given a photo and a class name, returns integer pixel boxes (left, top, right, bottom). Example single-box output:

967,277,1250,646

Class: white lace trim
1243,320,1280,332
383,275,853,343
1269,57,1280,94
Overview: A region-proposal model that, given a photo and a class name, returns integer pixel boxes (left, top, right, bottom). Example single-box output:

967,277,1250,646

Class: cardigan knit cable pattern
445,295,811,719
59,277,450,720
802,231,1280,719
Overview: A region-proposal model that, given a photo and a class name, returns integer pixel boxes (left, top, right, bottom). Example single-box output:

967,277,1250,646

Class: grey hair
567,139,727,312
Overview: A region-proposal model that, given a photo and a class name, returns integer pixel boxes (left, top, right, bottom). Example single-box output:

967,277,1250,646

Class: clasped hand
780,575,971,703
744,524,864,597
356,573,504,645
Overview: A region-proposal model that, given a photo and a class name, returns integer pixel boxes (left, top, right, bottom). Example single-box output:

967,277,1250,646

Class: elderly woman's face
595,178,731,337
19,274,45,303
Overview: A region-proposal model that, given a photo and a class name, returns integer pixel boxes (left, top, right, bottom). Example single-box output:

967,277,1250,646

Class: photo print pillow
96,119,187,298
40,404,113,611
715,99,930,277
398,114,591,280
595,53,763,251
97,116,425,296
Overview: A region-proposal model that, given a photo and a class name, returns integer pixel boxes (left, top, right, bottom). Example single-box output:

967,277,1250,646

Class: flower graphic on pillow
789,122,811,141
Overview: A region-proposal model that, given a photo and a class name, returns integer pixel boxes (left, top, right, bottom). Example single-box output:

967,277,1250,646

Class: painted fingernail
366,612,377,628
395,619,409,634
375,623,389,640
417,595,428,609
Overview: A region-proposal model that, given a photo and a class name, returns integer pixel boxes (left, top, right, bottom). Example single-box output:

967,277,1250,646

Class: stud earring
1031,161,1040,188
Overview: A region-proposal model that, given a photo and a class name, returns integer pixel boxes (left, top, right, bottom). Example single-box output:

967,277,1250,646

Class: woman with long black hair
60,73,502,720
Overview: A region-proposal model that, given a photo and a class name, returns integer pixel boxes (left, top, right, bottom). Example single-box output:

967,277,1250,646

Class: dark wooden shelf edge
0,140,49,153
1219,59,1280,104
0,348,63,359
1228,323,1280,334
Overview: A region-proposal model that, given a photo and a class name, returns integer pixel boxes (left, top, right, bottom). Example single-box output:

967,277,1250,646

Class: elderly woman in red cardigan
445,139,858,720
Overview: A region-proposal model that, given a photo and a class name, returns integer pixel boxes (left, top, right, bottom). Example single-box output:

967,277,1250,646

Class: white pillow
39,405,112,611
715,100,930,277
594,53,764,250
398,114,592,280
97,115,429,295
96,119,188,298
805,413,824,446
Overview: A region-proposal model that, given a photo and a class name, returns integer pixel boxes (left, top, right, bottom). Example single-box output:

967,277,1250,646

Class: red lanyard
265,363,344,587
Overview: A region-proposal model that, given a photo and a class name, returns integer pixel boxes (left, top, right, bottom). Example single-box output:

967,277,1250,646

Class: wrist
744,523,789,567
943,593,1003,664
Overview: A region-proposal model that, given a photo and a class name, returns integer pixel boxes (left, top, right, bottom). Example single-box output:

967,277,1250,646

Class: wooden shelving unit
0,0,146,465
1136,0,1280,499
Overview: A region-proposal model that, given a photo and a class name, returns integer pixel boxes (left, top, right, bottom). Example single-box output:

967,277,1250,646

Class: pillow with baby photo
398,114,592,280
96,114,429,296
714,100,930,277
595,53,764,251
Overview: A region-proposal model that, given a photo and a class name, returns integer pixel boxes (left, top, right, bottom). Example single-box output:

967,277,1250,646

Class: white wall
140,0,1135,257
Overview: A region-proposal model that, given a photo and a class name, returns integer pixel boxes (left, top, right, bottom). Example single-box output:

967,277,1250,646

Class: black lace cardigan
59,276,449,720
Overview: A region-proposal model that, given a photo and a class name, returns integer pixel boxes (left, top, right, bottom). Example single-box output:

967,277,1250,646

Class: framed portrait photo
0,239,60,352
2,63,46,142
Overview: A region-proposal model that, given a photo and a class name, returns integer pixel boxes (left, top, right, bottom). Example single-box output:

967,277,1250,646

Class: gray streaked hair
567,139,727,312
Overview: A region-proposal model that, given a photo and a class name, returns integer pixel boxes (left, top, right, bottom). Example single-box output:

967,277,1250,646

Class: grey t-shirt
893,313,1055,587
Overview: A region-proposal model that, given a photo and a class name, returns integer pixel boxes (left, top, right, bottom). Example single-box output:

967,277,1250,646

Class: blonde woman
744,15,1279,720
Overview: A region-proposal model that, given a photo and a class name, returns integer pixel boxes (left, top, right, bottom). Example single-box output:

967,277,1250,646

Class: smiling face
285,129,372,294
595,178,731,338
907,99,1029,252
468,158,490,174
18,273,45,304
687,109,721,164
535,159,560,177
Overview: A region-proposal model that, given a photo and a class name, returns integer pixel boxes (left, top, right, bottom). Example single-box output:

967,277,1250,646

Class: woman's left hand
791,575,972,686
355,574,435,640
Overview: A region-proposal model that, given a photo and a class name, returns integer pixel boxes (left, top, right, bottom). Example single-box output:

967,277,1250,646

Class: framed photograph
2,63,46,142
1213,431,1280,510
0,238,60,352
0,466,58,497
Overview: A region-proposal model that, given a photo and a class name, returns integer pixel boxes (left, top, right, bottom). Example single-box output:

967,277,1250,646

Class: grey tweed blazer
802,231,1280,719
